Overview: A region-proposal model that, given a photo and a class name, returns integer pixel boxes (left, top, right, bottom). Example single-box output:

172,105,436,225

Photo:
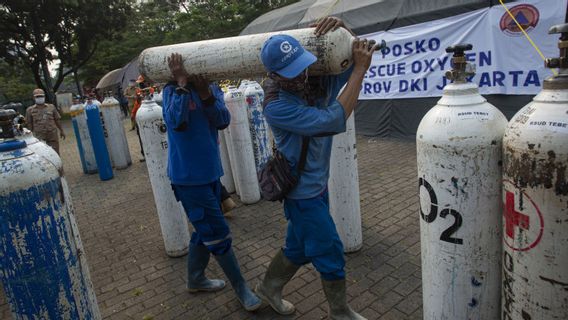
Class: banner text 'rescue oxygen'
358,0,566,100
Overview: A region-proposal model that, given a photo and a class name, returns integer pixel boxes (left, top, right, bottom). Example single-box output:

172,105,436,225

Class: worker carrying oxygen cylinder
162,53,261,311
256,16,377,320
25,88,66,154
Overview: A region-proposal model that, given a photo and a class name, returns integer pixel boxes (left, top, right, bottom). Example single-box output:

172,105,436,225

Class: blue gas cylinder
85,101,113,181
0,110,101,319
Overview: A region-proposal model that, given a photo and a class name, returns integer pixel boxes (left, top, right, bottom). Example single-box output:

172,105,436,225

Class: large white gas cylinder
224,86,260,204
416,44,507,320
328,115,362,253
0,110,101,319
139,27,354,82
224,127,241,196
136,99,190,257
153,90,163,106
75,102,98,174
242,80,272,172
70,103,89,173
501,24,568,320
219,130,236,194
100,96,131,169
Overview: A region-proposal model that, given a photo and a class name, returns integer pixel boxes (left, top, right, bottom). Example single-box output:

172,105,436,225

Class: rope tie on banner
499,0,558,76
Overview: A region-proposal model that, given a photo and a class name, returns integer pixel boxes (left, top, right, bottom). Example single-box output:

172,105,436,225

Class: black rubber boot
187,243,226,292
214,248,262,311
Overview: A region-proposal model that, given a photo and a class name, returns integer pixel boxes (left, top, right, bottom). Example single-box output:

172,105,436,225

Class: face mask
35,97,45,104
278,69,308,93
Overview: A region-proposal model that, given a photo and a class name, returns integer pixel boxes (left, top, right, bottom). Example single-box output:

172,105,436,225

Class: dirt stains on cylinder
504,146,568,196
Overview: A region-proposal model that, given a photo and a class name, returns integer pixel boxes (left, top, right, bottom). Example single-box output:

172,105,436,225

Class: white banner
359,0,567,100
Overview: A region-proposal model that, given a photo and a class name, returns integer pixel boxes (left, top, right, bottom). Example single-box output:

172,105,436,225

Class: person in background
117,86,130,117
123,79,137,129
163,52,261,312
132,75,153,162
255,17,375,320
220,184,237,217
25,88,66,154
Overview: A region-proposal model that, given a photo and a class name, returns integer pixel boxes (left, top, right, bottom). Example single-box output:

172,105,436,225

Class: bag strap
297,137,310,173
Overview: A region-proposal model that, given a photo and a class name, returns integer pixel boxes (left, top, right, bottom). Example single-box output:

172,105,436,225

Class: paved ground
1,118,422,320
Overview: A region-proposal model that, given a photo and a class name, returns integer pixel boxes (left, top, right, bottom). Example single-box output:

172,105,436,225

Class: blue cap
260,34,317,79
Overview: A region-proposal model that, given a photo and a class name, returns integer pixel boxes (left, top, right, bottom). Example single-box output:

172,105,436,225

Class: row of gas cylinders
136,79,364,258
69,96,132,180
417,39,567,318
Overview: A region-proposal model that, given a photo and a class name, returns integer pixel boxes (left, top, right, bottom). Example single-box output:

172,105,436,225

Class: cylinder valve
445,44,474,83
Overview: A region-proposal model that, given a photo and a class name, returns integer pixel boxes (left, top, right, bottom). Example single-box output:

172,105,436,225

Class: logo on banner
502,180,544,251
500,4,540,36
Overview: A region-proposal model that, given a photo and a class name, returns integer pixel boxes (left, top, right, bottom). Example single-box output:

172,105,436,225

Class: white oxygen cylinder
328,115,362,253
76,103,98,174
139,27,354,82
224,86,260,204
100,96,131,169
136,99,190,257
238,80,251,90
224,128,240,196
416,45,507,320
219,131,236,194
153,90,163,106
501,24,568,320
243,81,272,172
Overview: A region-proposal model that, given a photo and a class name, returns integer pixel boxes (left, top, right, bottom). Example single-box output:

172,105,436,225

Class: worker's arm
264,99,346,137
25,107,33,131
336,38,376,119
162,82,191,131
52,106,65,139
198,83,230,130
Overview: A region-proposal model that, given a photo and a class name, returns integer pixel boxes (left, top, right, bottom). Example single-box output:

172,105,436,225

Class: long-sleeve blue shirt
162,83,230,186
263,68,353,199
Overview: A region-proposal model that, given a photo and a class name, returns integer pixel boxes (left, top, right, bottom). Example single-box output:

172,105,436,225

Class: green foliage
0,0,133,100
81,0,299,86
167,0,299,43
0,0,300,95
0,60,37,104
80,0,178,85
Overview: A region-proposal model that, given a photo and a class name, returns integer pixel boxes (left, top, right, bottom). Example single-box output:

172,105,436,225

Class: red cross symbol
504,191,530,239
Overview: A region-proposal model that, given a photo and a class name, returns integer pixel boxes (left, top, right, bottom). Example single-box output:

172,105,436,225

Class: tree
0,59,36,105
80,0,179,86
167,0,299,44
80,0,300,88
0,0,133,103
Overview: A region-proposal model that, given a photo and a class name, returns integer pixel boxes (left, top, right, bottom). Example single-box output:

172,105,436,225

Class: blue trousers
283,191,345,280
172,181,232,255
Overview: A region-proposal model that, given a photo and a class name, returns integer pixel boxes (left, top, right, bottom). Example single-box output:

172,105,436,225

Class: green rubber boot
255,249,300,315
321,279,367,320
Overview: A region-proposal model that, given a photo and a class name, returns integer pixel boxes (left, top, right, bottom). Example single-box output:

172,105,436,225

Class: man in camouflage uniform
25,88,66,154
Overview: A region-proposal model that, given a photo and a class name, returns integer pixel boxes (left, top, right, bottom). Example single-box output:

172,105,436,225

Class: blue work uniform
263,67,353,280
162,82,232,255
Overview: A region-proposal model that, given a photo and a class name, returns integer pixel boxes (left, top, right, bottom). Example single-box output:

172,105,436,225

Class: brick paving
1,118,423,320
